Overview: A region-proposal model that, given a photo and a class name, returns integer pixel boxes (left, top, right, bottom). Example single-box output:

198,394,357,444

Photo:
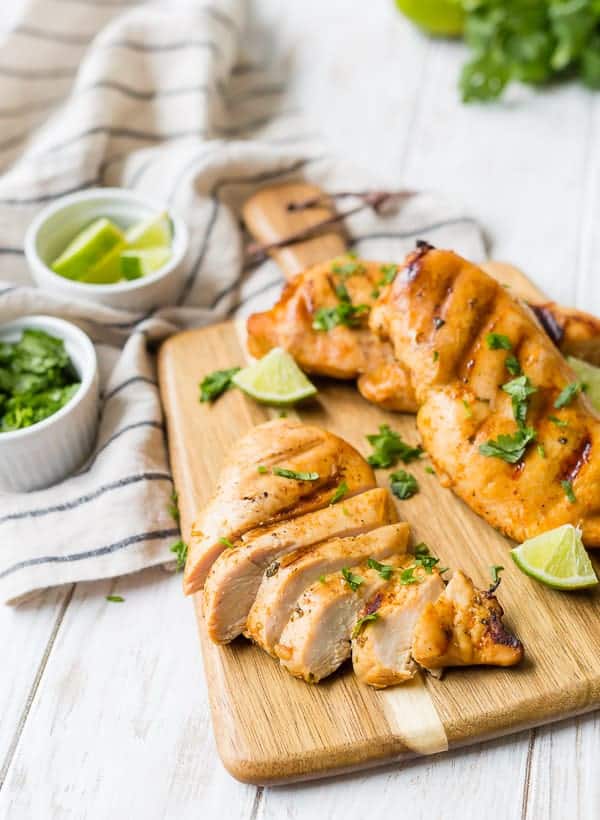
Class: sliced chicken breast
275,552,410,683
351,569,445,688
184,418,375,594
246,522,411,655
412,570,523,670
204,488,397,643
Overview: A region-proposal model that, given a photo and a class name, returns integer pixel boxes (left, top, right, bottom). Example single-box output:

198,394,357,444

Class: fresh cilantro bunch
0,329,80,432
459,0,600,101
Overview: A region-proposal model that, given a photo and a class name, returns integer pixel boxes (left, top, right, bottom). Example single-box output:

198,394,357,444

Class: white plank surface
2,0,600,817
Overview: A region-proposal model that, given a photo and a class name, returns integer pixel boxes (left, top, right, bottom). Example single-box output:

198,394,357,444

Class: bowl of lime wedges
25,188,189,311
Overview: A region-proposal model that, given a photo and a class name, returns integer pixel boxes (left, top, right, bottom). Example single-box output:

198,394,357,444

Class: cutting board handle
242,182,348,280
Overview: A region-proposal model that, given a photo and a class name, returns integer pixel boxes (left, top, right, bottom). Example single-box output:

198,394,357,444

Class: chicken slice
204,488,397,643
246,522,410,655
275,553,410,683
412,570,523,670
246,258,418,412
184,418,375,594
351,569,446,688
371,244,600,546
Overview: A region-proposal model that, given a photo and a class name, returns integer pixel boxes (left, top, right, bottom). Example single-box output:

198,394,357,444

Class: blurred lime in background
395,0,464,36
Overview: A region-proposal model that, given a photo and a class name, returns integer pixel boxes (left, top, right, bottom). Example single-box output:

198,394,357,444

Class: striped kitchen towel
0,0,485,603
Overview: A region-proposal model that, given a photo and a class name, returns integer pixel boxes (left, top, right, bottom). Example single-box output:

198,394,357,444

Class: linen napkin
0,0,485,603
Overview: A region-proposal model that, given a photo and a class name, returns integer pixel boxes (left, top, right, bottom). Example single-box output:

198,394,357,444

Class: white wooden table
2,2,600,817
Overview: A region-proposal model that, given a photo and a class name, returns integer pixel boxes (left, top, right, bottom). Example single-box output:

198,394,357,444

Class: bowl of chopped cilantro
0,316,99,492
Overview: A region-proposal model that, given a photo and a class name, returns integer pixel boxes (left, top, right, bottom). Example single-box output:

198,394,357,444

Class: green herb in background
170,540,188,571
0,329,80,433
106,595,125,603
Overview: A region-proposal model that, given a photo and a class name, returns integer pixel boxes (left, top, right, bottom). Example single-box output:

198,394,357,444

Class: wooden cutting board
158,183,600,785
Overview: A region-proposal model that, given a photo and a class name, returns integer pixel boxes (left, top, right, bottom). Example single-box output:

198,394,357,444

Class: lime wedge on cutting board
120,247,171,280
567,356,600,413
233,348,317,406
125,211,172,249
51,218,124,280
511,524,599,590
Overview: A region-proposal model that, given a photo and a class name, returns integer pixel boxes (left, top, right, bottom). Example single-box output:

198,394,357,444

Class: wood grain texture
158,311,600,784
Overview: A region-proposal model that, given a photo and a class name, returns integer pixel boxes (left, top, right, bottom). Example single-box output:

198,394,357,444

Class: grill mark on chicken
560,436,592,483
452,288,500,383
530,303,565,347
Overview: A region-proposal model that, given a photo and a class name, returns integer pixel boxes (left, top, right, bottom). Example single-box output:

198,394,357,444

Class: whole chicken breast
371,244,600,545
275,552,410,683
204,488,397,643
184,418,376,594
246,521,410,655
412,570,523,670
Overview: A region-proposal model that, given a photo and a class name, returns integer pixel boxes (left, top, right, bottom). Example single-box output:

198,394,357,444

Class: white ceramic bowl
25,188,189,312
0,316,99,492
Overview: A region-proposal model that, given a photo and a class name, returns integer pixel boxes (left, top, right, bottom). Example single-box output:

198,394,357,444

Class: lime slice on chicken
125,211,172,249
120,247,171,280
511,524,598,590
233,348,317,406
51,218,124,280
567,356,600,413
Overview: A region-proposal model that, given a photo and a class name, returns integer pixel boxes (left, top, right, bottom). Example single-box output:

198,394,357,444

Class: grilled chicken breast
276,552,409,682
412,571,523,669
246,258,417,412
371,245,600,545
184,418,375,594
204,488,397,643
351,569,446,688
246,522,410,655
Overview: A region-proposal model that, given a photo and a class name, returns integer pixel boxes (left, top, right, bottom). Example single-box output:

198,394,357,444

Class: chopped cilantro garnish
352,612,379,638
462,399,473,418
106,595,125,603
378,263,398,286
331,259,366,278
399,566,418,585
433,350,439,362
329,480,349,505
486,333,512,350
257,465,268,474
366,424,423,468
218,537,235,549
367,557,394,580
425,465,436,475
312,302,369,331
170,539,188,571
554,381,583,409
168,490,180,523
319,575,326,584
502,375,537,425
479,426,536,463
537,444,546,459
334,281,351,302
561,480,576,503
505,355,522,376
199,367,240,403
272,467,320,481
548,415,568,428
0,328,81,433
389,469,419,500
489,565,504,590
342,567,364,591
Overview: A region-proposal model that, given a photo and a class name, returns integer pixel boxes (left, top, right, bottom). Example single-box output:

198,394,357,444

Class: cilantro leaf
106,595,125,603
502,375,537,425
486,333,512,350
505,355,522,376
389,469,419,500
170,540,188,571
554,381,583,409
342,567,364,591
367,557,394,581
329,480,349,505
218,537,235,549
378,263,399,286
352,612,379,638
331,259,366,278
479,426,536,463
272,467,320,481
366,424,423,468
561,479,576,503
199,367,240,402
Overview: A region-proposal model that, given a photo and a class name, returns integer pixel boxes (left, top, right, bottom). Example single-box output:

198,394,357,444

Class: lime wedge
567,356,600,413
120,247,171,280
511,524,599,590
125,211,172,250
395,0,464,36
51,218,124,280
233,348,317,406
80,242,125,284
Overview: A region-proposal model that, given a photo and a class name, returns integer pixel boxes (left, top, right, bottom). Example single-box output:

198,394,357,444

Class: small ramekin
25,188,189,312
0,316,99,493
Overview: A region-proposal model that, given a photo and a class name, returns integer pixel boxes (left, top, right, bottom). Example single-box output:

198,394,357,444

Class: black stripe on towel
0,528,180,579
